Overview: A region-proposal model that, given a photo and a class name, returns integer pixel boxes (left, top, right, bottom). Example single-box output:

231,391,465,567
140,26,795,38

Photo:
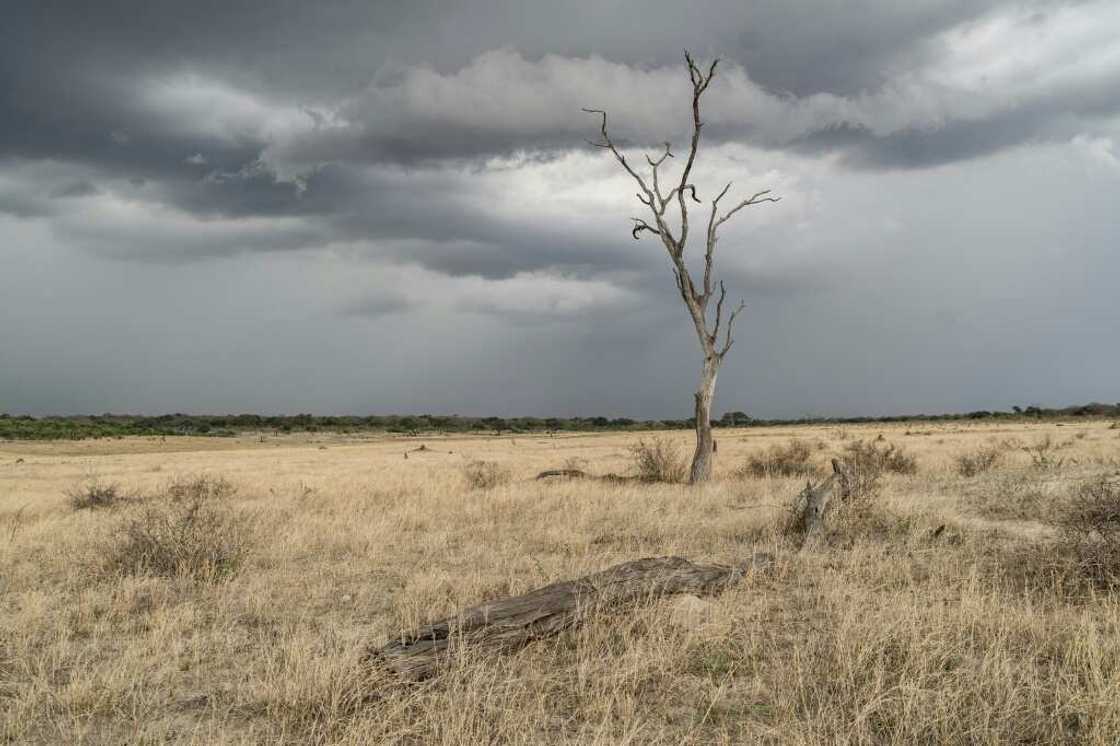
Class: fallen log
535,468,592,480
369,554,773,680
534,468,638,483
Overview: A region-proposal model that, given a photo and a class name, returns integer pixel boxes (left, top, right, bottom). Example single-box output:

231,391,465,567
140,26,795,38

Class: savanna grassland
2,421,1120,744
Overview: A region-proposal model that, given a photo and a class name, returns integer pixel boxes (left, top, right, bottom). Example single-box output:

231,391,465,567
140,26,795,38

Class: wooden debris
368,554,773,680
535,468,591,480
792,458,854,548
534,468,637,483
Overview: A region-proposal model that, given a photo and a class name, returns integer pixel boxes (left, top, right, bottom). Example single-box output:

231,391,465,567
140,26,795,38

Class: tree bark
793,459,855,549
689,355,719,483
368,554,772,680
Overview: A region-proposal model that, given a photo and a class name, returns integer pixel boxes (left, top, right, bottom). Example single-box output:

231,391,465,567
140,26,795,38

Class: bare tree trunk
689,355,719,483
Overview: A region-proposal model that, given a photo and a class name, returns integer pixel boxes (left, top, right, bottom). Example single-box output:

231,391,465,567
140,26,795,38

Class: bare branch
719,299,746,357
647,142,673,205
676,52,718,250
581,108,658,208
645,142,673,168
663,183,700,211
714,189,781,230
700,183,734,301
712,280,728,342
630,218,661,240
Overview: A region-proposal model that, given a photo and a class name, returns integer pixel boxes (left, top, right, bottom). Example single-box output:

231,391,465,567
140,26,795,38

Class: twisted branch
585,52,777,362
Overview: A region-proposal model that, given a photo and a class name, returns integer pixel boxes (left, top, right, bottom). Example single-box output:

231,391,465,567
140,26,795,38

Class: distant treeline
2,403,1119,441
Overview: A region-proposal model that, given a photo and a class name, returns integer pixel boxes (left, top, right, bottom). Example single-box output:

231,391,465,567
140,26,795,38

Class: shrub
166,474,236,502
107,476,250,581
963,473,1051,522
1021,435,1065,471
67,478,129,510
740,439,817,479
462,460,511,490
840,440,918,499
1051,477,1120,589
628,438,687,483
955,445,1004,477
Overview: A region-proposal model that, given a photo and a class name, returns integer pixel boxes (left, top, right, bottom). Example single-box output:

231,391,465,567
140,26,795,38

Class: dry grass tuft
955,443,1005,477
461,459,511,490
106,475,251,581
837,439,913,500
1022,435,1068,470
845,438,918,476
66,477,131,510
1052,476,1120,590
740,439,818,479
628,437,687,483
965,472,1052,522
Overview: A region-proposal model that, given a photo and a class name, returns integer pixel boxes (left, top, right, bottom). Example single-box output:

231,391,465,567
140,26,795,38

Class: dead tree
369,554,773,680
584,52,779,483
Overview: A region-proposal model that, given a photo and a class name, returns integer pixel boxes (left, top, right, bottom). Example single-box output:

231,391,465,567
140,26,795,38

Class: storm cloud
1,0,1117,418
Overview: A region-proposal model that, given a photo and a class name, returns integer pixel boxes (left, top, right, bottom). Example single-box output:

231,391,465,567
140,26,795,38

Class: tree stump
368,554,773,680
792,458,855,548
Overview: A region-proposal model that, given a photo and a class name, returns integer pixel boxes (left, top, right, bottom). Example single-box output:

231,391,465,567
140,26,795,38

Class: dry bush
858,439,919,475
166,473,236,501
461,460,511,490
958,470,1064,523
66,478,131,510
1051,477,1120,589
740,439,818,479
837,439,916,501
955,443,1005,477
1022,435,1066,471
627,438,687,483
563,456,589,472
106,476,251,581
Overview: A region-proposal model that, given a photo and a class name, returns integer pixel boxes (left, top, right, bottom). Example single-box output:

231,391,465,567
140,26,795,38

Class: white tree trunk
689,355,719,483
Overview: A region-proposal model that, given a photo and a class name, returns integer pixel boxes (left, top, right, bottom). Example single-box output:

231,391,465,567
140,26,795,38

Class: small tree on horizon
584,51,779,483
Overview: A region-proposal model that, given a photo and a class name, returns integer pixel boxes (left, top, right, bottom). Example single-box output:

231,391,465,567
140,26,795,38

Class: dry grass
65,476,131,510
628,437,688,483
461,459,512,490
106,475,252,581
740,439,819,479
1052,476,1120,590
2,422,1120,743
955,442,1006,477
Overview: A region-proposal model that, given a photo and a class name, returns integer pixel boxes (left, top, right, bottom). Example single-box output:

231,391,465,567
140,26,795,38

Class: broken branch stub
793,458,854,548
369,554,773,680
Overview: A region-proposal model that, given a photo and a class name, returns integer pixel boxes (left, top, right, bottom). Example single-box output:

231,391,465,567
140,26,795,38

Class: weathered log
534,468,638,483
369,554,773,680
535,468,592,480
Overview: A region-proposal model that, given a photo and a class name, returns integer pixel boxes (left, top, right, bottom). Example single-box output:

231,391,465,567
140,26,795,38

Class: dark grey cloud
6,0,1113,180
1,0,1118,418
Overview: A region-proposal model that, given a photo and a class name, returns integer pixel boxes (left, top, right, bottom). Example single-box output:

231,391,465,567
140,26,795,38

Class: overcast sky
2,1,1118,418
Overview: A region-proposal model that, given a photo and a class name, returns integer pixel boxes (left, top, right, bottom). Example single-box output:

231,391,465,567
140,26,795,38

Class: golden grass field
2,421,1120,744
